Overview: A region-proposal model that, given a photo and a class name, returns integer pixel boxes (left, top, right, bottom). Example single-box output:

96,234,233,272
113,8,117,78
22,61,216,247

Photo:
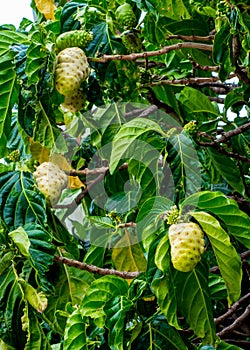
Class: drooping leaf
18,279,47,313
181,191,250,249
0,171,47,229
104,296,133,350
206,147,245,196
173,262,216,343
191,211,242,305
63,308,87,350
34,0,56,20
9,224,56,293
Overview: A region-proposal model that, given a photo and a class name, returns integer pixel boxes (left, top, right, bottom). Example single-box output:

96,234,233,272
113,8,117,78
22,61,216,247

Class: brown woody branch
217,305,250,338
215,293,250,324
54,255,140,279
232,35,250,85
166,34,214,42
90,42,213,63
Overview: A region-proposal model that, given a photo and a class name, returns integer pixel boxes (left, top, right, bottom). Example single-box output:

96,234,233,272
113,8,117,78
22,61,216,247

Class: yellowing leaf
30,139,50,163
112,230,147,273
50,153,84,189
34,0,56,20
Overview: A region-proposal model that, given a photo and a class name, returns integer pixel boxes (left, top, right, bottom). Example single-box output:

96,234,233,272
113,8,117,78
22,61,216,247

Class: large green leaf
177,87,218,117
9,224,55,293
109,117,164,174
136,196,173,248
191,211,242,304
104,296,133,350
131,314,188,349
0,52,17,157
80,275,129,321
167,131,202,201
0,266,24,348
173,262,216,344
0,171,47,229
63,308,87,350
181,191,250,249
206,148,245,196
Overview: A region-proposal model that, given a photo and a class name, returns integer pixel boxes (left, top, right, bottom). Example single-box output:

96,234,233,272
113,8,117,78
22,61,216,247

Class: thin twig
217,305,250,338
54,255,140,279
217,121,250,144
90,42,213,63
166,34,214,42
215,293,250,324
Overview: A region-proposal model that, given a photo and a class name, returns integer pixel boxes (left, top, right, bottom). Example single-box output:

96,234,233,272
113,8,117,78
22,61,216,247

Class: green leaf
109,117,164,174
80,275,129,320
167,132,202,201
0,30,28,57
190,211,242,304
181,191,250,249
177,87,218,116
26,40,47,85
63,308,87,350
104,296,133,350
173,262,216,343
0,171,47,229
131,314,188,349
206,148,245,195
216,340,245,349
0,53,17,156
136,196,173,247
9,224,55,293
18,279,47,313
22,302,51,350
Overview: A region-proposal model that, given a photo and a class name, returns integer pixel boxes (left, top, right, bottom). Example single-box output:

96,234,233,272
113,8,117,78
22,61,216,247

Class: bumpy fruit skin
61,89,86,112
33,162,68,206
55,47,90,96
169,223,205,272
56,30,93,52
115,3,137,30
184,121,198,135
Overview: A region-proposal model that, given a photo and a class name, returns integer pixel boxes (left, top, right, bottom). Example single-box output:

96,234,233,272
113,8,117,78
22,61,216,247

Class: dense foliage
0,0,250,349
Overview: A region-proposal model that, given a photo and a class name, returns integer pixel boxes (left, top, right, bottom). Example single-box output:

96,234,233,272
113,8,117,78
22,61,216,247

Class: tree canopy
0,0,250,349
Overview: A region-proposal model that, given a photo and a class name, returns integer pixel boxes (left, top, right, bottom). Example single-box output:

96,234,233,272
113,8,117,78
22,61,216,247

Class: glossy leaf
191,211,242,304
63,308,87,350
80,275,129,319
181,191,250,249
173,262,216,343
0,171,47,229
104,296,133,350
206,148,245,196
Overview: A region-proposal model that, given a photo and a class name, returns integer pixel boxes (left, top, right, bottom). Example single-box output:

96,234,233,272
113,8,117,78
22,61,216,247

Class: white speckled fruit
169,222,205,272
55,47,90,96
33,162,68,206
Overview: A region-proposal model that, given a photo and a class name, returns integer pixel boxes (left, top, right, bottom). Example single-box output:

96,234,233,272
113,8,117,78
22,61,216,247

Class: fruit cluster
169,222,205,272
56,30,93,52
115,3,137,30
33,162,68,206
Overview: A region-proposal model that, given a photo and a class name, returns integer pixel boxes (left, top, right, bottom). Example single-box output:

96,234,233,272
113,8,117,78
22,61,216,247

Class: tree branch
215,293,250,324
54,255,140,279
217,305,250,338
90,42,213,63
166,34,214,42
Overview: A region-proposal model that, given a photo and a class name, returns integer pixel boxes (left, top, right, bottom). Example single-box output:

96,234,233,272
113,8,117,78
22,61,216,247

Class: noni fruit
56,30,93,52
169,222,205,272
115,3,137,30
33,162,68,206
55,47,90,96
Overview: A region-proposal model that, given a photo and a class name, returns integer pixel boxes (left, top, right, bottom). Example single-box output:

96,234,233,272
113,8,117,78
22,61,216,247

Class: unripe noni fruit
115,3,137,30
33,162,68,206
55,47,90,96
169,222,205,272
121,30,143,53
56,30,93,52
61,89,86,112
